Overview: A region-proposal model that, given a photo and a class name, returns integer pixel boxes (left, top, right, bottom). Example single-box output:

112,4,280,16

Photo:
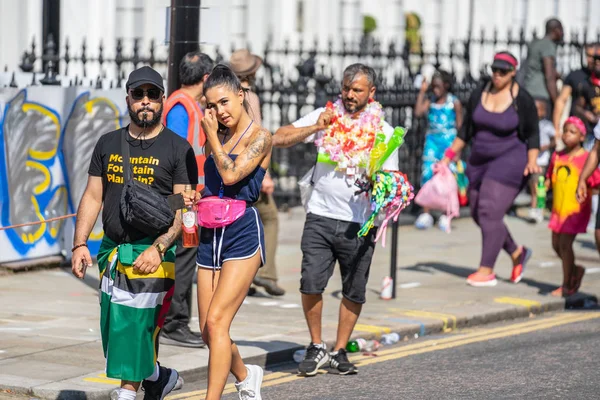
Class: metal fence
12,27,599,209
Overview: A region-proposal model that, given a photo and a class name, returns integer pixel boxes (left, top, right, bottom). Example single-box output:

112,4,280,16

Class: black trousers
163,243,197,332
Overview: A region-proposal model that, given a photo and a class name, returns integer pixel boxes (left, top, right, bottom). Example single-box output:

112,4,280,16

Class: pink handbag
414,164,460,232
196,196,247,229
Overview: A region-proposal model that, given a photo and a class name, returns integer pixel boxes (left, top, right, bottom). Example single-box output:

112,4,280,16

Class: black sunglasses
130,88,162,101
491,67,511,76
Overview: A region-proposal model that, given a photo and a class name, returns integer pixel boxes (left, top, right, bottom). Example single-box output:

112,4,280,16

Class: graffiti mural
0,87,128,263
62,91,127,256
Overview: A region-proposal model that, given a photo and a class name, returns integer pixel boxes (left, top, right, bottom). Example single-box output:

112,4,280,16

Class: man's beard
342,98,368,114
128,105,163,128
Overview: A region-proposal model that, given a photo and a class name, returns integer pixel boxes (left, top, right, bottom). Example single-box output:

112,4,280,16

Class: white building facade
1,0,599,82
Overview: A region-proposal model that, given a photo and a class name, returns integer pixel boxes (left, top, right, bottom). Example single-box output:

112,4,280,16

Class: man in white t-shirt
273,63,399,377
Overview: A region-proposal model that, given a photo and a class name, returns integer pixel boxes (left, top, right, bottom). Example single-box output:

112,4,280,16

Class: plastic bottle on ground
346,338,367,353
380,332,401,345
363,339,381,352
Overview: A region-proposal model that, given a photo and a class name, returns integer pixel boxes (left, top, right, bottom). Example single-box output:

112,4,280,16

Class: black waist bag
119,129,174,236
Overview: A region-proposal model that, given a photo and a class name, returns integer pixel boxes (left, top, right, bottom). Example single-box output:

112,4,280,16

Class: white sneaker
438,215,450,233
415,213,434,229
528,207,545,223
235,365,263,400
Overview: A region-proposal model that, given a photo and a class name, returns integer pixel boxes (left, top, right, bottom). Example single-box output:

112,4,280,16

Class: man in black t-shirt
553,43,597,136
70,66,197,400
574,52,600,134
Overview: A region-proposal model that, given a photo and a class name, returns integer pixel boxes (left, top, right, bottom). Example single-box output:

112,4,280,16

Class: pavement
1,207,600,400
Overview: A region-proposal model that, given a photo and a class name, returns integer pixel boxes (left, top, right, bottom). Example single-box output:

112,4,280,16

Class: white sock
145,362,160,382
236,366,251,384
313,342,326,349
117,389,136,400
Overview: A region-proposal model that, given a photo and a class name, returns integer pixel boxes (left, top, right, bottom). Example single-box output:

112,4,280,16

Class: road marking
167,313,599,400
494,297,542,311
259,301,279,306
0,327,33,331
356,313,598,367
280,303,301,309
353,324,391,335
538,261,556,268
585,267,600,274
389,308,457,332
385,318,425,337
398,282,421,289
83,373,120,385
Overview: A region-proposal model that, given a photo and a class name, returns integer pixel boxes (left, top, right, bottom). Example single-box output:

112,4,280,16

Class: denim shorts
197,207,265,270
300,213,377,304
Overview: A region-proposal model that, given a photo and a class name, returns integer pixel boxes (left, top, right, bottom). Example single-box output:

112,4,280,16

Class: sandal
550,286,563,297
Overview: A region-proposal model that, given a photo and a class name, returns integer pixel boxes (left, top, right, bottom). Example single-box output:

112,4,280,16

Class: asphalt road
168,311,600,400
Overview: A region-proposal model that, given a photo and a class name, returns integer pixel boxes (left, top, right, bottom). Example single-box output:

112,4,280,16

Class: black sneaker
142,364,180,400
298,343,330,376
329,348,357,375
160,325,206,348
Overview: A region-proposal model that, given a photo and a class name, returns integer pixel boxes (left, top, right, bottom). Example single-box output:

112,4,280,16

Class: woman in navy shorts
196,65,272,400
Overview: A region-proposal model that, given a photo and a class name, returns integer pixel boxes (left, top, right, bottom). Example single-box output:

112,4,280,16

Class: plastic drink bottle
182,184,199,247
536,176,546,210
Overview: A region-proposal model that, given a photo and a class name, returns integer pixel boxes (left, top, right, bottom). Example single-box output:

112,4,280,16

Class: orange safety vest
163,90,206,188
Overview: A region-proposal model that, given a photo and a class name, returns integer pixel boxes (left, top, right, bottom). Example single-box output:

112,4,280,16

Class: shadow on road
234,339,305,367
404,262,473,278
402,262,598,305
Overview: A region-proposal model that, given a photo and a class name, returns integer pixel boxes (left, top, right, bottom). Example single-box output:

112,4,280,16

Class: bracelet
71,243,87,252
444,148,457,160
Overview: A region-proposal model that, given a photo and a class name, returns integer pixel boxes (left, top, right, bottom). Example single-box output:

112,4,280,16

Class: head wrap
564,116,587,135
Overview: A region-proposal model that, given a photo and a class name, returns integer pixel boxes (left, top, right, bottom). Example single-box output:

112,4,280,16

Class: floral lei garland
314,98,385,173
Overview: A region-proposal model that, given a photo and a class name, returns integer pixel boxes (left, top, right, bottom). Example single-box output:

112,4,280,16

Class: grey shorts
299,213,377,304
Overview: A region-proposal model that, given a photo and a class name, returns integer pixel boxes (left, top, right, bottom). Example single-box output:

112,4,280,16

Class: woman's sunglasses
129,88,162,101
491,67,511,76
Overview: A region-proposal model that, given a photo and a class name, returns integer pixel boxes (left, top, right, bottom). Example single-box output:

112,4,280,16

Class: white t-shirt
537,119,555,167
293,107,400,224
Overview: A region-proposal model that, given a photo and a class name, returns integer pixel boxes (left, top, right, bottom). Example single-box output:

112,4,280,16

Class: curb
6,295,593,400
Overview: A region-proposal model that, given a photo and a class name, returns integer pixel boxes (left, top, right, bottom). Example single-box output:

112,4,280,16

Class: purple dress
466,102,527,189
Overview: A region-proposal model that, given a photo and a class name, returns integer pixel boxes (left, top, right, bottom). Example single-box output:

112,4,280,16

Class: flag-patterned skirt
97,236,176,382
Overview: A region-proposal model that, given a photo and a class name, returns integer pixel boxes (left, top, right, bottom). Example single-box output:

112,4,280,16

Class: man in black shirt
553,43,597,136
574,51,600,134
70,66,197,400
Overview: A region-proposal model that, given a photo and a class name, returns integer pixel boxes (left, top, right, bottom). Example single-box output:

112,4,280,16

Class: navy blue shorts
197,207,265,270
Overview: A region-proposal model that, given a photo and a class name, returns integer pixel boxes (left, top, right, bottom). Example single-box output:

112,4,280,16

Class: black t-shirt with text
88,126,198,243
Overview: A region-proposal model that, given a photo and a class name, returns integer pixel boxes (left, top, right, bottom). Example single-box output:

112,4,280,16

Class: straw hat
229,49,263,76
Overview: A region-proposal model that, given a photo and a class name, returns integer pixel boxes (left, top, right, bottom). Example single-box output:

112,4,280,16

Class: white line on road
538,261,556,268
259,301,280,306
585,267,600,274
280,304,301,309
0,327,33,331
399,282,421,289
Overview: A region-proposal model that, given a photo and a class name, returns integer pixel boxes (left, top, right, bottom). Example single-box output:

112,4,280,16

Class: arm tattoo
154,211,182,249
213,129,272,184
214,149,235,171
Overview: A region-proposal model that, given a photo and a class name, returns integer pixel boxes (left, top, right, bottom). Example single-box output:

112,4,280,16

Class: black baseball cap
126,66,165,92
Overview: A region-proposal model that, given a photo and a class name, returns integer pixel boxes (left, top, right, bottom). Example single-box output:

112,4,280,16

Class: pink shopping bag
414,164,460,232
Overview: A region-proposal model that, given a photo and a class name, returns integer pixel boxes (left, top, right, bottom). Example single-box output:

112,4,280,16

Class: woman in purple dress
441,52,541,287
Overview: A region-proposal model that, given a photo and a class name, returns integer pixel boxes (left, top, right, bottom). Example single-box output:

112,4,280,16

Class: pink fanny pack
196,196,248,229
